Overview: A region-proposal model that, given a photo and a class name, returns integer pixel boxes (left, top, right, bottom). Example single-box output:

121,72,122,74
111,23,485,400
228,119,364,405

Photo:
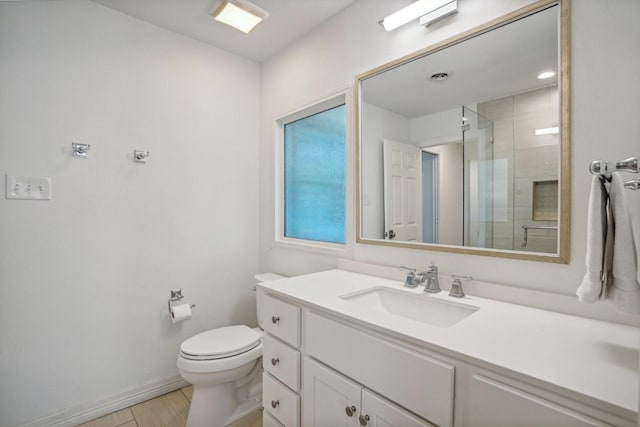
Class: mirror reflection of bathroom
361,5,561,254
383,90,559,254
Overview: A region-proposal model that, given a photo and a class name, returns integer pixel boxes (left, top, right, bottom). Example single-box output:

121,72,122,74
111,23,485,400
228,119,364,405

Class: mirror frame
355,0,570,263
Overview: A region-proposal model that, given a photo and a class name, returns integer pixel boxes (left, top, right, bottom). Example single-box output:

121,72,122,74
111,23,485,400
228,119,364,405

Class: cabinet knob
271,315,280,324
271,357,280,366
271,399,280,409
345,405,356,417
359,414,370,426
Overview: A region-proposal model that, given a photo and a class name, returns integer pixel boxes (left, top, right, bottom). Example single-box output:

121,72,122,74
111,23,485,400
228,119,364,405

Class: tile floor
77,385,262,427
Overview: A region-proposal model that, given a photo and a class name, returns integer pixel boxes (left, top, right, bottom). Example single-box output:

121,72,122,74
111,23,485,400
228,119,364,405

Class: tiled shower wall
478,85,559,253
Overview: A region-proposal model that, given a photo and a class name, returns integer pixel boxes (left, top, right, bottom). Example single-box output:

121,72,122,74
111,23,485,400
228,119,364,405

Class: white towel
608,173,640,314
576,176,610,303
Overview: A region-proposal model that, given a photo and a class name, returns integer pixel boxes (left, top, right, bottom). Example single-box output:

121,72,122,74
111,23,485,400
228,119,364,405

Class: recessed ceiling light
537,71,555,79
210,0,269,34
430,72,449,81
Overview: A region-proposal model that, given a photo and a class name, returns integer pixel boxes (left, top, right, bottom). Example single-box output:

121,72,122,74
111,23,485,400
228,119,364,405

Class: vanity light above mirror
356,0,570,263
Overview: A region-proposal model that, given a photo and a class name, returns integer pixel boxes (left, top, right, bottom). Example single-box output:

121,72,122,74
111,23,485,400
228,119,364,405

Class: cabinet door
360,389,435,427
264,410,285,427
306,311,454,426
303,358,361,427
467,375,609,427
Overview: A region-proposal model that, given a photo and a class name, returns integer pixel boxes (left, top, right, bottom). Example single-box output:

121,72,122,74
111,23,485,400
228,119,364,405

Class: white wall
260,0,640,323
411,108,461,146
0,1,260,425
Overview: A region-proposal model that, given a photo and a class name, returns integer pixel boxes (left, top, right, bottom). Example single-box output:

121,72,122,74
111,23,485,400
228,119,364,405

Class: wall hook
72,143,90,158
134,150,150,164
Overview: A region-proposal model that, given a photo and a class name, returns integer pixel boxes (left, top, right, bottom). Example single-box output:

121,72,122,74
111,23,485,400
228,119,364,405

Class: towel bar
588,156,639,191
521,225,558,248
589,156,638,176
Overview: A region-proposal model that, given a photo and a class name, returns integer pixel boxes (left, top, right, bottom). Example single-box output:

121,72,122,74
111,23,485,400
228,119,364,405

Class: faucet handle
427,261,438,273
400,266,418,288
449,275,472,298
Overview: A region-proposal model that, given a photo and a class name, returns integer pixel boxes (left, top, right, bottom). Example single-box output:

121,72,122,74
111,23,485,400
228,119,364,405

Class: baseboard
20,375,190,427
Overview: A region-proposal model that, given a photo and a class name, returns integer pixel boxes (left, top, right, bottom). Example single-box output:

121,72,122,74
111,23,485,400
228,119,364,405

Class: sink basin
340,287,478,327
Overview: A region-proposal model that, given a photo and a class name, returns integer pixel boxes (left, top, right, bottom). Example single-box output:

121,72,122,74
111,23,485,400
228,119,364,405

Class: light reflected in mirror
357,1,569,262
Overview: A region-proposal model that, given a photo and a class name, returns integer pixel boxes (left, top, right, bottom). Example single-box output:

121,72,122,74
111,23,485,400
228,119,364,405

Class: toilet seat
180,325,261,361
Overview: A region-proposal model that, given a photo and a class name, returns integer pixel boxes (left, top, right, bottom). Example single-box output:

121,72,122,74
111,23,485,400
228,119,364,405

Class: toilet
177,273,285,427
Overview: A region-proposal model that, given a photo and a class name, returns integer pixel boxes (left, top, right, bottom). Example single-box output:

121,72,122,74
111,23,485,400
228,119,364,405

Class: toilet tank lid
255,273,286,282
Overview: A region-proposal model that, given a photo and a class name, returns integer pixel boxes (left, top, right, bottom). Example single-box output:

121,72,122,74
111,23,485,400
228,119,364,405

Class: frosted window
284,104,345,244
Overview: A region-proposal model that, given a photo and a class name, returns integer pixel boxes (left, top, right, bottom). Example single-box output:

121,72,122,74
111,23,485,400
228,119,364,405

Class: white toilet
177,273,284,427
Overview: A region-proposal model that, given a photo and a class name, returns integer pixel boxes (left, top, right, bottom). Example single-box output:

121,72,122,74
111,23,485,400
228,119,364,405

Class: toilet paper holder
168,289,195,316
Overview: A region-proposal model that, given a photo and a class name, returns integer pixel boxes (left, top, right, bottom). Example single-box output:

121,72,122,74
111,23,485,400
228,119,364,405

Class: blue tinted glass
284,104,345,244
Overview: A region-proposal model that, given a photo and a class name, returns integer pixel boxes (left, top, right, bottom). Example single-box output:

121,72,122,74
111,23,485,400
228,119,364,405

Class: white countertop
259,269,640,414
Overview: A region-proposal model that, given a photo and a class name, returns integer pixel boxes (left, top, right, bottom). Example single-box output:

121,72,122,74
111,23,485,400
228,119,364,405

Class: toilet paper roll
171,303,192,324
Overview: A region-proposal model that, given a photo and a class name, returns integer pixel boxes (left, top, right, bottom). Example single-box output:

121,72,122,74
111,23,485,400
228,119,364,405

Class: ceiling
90,0,354,62
361,5,559,118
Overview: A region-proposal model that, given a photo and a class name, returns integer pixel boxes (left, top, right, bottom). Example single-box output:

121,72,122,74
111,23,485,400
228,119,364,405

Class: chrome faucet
423,262,441,293
449,275,472,298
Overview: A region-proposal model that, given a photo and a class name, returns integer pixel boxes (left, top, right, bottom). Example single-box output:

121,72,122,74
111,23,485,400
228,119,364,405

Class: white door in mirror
383,139,421,242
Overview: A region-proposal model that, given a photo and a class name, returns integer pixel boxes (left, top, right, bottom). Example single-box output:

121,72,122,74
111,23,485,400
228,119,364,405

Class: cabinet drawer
468,375,615,427
263,372,300,427
263,294,301,347
306,311,454,427
263,334,301,391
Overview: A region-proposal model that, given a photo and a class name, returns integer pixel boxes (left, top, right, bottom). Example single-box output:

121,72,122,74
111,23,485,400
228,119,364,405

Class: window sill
272,237,347,256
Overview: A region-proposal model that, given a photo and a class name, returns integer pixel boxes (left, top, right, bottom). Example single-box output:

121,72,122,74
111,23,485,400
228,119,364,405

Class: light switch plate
6,175,52,200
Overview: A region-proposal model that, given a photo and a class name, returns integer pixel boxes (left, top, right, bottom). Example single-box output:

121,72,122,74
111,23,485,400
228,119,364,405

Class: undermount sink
340,287,479,328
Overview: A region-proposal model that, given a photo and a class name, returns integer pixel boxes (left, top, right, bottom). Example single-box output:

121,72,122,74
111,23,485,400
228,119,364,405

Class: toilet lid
180,325,261,360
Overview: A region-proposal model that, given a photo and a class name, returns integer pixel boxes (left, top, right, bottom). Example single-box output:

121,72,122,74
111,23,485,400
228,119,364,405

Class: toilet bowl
177,273,284,427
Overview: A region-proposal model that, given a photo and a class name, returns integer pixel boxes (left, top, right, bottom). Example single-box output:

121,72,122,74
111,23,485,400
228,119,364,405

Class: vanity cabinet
262,294,302,426
261,291,635,427
304,357,433,427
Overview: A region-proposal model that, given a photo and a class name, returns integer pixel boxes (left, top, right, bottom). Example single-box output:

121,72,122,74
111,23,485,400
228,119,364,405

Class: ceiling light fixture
420,0,458,26
537,71,555,79
535,126,559,136
380,0,457,32
210,0,269,34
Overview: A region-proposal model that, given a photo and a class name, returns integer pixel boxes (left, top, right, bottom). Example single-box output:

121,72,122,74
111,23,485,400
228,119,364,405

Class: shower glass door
462,106,494,248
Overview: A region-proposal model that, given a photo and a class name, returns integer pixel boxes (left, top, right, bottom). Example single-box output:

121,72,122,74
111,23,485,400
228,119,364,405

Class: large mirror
356,0,569,263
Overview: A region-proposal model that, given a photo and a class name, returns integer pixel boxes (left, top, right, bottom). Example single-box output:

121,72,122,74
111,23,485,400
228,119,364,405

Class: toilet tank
254,273,286,330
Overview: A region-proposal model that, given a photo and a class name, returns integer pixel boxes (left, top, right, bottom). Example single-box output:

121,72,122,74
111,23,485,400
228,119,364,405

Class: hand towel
576,176,609,303
608,173,640,314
